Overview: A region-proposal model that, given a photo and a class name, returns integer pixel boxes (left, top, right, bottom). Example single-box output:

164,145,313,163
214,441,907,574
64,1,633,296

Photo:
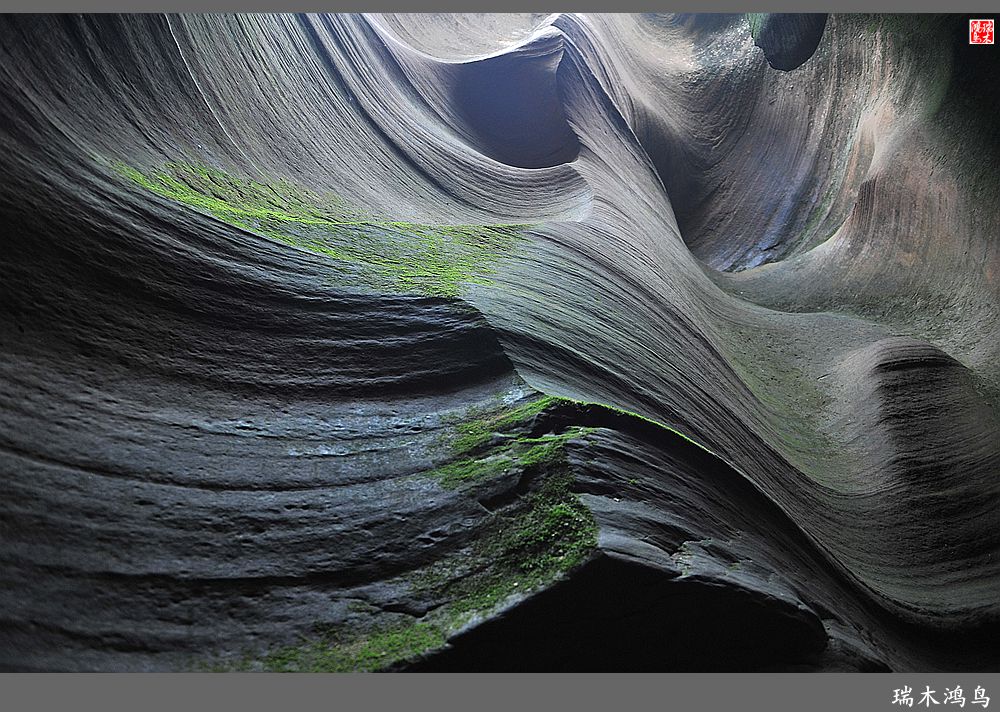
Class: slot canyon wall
0,13,997,671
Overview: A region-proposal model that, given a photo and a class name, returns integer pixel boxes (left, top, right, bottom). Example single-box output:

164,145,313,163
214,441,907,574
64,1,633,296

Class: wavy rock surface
0,13,997,671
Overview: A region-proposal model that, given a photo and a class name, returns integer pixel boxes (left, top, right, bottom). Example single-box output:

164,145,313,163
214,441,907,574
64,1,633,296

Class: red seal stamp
970,19,994,44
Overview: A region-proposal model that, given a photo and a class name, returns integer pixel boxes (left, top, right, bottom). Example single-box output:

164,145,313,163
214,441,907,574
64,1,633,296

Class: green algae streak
113,161,529,298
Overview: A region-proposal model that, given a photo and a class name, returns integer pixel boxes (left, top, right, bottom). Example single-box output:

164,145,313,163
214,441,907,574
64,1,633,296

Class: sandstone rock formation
0,13,997,671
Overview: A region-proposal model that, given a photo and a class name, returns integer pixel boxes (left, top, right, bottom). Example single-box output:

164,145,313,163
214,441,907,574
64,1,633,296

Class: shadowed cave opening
643,14,996,274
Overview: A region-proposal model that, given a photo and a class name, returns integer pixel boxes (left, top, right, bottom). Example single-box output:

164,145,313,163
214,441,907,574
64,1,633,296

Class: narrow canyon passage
0,13,997,672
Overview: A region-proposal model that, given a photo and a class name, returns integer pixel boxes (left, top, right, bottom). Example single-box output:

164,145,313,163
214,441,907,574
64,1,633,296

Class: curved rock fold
0,13,997,671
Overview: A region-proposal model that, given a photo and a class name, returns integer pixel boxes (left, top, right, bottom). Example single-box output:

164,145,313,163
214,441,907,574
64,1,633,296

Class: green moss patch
231,619,446,673
216,426,597,673
433,392,719,490
416,439,599,628
445,394,561,457
425,394,584,489
205,393,719,672
112,161,529,298
423,453,515,489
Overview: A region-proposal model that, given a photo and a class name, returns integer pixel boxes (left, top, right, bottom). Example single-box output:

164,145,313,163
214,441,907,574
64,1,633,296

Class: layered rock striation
0,13,997,671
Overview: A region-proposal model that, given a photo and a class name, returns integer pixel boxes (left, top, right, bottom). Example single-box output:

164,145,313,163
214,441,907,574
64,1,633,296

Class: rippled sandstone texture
1,13,998,672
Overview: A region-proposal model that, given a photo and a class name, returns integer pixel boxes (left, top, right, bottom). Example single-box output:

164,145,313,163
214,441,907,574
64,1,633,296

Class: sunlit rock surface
1,13,997,672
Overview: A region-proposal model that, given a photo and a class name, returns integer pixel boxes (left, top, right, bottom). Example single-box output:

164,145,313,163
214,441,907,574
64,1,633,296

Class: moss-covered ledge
110,160,530,298
197,393,720,672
